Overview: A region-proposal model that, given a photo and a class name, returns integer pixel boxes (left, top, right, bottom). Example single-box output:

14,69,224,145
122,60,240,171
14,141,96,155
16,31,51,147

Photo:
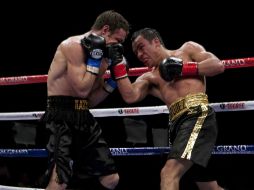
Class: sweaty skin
113,31,225,190
45,25,128,190
117,36,224,110
47,28,127,108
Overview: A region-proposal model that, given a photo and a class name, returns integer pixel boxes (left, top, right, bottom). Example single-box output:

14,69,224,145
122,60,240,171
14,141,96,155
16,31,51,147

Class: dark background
0,1,254,189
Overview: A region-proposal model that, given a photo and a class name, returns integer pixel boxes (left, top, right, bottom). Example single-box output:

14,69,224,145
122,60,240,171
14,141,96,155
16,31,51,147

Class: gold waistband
169,93,208,121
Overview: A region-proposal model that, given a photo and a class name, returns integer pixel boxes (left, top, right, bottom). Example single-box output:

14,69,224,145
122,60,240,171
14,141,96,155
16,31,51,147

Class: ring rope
1,57,254,86
0,145,253,158
1,57,253,190
0,185,43,190
0,100,253,121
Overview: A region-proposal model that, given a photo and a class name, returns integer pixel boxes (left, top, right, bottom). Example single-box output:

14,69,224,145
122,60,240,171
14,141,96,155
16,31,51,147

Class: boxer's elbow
217,60,225,74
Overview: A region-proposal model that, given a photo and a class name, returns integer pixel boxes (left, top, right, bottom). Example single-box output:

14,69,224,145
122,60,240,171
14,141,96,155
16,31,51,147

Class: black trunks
40,96,117,187
168,93,218,167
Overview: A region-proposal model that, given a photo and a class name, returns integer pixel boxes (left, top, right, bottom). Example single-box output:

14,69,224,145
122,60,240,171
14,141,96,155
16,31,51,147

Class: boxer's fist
159,57,198,81
106,43,128,80
105,43,124,65
81,33,106,75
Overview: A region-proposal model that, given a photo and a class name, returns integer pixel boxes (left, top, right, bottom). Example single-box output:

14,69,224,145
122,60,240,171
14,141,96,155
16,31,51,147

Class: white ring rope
0,58,253,189
0,185,43,190
0,100,253,121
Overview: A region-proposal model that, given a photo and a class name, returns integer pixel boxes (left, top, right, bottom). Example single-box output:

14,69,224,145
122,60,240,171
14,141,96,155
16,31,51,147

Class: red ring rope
1,57,253,86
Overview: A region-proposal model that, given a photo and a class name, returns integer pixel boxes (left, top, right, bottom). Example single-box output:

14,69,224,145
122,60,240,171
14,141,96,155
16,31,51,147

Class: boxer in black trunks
40,10,129,190
106,28,225,190
168,93,216,168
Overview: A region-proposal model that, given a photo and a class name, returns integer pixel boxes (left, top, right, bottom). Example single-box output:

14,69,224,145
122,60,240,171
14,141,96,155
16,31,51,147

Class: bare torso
142,49,206,108
47,34,108,98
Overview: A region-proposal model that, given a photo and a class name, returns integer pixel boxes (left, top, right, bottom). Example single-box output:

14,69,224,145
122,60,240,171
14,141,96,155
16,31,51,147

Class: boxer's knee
99,173,120,189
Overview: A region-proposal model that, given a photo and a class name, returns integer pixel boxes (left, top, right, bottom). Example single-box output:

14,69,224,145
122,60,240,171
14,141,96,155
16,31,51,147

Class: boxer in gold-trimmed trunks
108,28,225,189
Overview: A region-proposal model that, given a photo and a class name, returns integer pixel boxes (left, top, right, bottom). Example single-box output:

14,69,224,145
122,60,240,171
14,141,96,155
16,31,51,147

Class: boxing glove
106,43,129,80
81,33,106,75
159,57,198,81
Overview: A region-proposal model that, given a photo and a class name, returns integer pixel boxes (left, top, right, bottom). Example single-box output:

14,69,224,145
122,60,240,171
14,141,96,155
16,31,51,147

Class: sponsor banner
1,145,254,157
0,101,254,120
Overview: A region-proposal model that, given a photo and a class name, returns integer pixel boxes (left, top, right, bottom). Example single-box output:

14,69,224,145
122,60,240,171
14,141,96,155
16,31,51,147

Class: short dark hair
92,10,130,34
131,28,165,47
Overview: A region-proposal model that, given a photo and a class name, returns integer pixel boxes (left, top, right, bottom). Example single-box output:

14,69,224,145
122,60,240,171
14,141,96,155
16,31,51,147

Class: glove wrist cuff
87,65,99,75
113,63,128,80
103,78,117,93
182,62,198,76
87,59,101,75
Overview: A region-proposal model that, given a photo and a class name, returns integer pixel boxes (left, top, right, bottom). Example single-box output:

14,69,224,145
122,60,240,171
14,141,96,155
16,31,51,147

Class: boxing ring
0,57,254,189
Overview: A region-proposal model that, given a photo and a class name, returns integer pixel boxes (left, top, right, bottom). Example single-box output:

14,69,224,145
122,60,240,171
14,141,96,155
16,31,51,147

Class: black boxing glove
106,43,128,80
81,33,106,75
159,57,198,81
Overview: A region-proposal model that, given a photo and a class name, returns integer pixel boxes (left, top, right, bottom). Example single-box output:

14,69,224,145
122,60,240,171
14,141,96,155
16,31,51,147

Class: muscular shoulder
136,69,163,99
181,41,205,53
137,70,153,81
61,36,83,52
59,35,84,61
136,69,160,86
